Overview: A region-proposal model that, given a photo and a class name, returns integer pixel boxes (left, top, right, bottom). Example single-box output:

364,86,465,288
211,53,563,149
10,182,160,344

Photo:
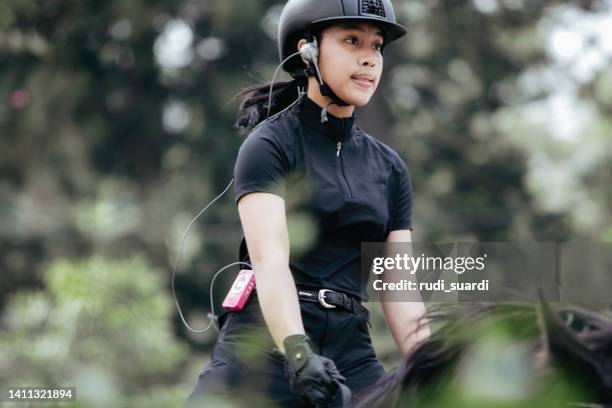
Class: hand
282,334,345,407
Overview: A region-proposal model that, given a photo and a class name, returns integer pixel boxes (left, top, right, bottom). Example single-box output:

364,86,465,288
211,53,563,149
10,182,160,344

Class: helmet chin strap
302,35,350,123
304,65,351,123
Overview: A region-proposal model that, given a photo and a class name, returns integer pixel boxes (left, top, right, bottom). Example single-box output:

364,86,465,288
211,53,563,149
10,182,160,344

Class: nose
359,50,380,68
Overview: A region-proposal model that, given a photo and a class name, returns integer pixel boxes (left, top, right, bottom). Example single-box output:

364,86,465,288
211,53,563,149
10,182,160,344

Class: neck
306,78,354,118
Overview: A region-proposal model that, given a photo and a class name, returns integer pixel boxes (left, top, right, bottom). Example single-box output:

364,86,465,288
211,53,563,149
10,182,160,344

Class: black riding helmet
278,0,408,78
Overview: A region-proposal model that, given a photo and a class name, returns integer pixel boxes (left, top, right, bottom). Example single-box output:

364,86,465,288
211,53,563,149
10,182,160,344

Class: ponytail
233,78,306,135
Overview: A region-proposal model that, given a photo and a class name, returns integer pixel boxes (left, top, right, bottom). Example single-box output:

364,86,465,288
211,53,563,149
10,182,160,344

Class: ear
537,297,612,399
537,298,590,363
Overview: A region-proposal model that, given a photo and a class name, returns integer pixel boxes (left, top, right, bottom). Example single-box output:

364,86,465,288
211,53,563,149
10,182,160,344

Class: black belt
296,287,365,314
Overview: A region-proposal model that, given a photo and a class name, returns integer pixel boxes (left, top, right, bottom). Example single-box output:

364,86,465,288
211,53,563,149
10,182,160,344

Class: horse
351,300,612,408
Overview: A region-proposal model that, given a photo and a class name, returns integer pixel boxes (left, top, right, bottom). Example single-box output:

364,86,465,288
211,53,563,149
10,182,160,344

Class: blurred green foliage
0,256,190,406
1,0,611,406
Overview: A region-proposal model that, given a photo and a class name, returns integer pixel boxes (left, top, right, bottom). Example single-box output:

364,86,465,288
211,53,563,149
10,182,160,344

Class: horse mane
352,302,612,408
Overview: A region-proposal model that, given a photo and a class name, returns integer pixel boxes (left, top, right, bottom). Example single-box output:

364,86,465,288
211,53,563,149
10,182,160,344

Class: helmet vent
361,0,386,18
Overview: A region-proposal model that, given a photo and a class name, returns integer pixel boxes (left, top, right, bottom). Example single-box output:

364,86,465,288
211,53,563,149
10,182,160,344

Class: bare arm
237,192,304,353
381,229,431,357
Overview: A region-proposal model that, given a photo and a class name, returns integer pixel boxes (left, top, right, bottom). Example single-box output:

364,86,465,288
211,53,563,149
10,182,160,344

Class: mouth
350,74,375,88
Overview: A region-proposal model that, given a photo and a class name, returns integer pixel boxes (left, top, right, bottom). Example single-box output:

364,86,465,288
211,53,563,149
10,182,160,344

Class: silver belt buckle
318,289,336,309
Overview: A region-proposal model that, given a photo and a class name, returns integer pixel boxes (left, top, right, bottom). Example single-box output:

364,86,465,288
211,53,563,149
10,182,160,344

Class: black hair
232,77,307,135
233,27,329,135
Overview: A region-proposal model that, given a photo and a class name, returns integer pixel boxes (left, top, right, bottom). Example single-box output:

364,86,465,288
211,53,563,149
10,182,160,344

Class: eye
374,43,384,52
345,36,359,45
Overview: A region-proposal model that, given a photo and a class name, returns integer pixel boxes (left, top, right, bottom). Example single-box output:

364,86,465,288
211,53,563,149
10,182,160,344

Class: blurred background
1,0,611,406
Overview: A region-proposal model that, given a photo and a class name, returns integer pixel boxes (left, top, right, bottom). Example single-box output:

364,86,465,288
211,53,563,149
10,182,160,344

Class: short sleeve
389,160,413,231
233,126,289,205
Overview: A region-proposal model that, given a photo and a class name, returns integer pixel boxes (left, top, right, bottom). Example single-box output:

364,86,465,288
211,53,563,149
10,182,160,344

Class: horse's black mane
352,302,612,408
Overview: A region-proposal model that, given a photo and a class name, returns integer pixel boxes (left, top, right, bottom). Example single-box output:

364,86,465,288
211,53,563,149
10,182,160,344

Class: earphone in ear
263,36,325,120
299,38,324,86
299,40,319,63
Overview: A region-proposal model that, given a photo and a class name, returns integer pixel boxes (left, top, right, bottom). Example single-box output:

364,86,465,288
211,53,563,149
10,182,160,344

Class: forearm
252,260,305,353
381,231,430,357
382,299,430,357
381,256,430,356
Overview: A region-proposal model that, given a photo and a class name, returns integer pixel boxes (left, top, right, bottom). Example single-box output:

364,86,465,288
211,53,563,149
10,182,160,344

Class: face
302,21,385,106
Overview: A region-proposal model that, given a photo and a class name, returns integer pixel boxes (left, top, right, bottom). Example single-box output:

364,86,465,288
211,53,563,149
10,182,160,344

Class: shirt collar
295,95,356,143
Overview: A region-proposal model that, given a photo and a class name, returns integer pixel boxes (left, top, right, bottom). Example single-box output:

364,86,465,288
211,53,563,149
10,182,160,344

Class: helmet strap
320,83,350,107
301,33,350,115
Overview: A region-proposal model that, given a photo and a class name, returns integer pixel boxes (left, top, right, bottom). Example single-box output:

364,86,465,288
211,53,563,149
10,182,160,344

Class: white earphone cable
171,178,252,333
173,47,311,334
266,49,303,119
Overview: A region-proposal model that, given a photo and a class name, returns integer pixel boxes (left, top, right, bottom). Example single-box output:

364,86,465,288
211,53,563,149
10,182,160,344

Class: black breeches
185,292,385,407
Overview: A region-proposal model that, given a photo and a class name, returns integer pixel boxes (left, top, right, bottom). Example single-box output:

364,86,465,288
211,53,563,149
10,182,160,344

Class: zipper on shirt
336,139,353,199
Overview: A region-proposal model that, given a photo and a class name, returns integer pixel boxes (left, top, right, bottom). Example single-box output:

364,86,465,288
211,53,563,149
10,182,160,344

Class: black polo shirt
233,95,413,301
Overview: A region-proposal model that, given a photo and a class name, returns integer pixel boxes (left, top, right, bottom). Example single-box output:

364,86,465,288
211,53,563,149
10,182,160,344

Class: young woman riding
187,1,430,406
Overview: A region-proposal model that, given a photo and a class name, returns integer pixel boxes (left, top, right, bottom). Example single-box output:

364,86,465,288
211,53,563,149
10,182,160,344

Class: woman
186,0,430,406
